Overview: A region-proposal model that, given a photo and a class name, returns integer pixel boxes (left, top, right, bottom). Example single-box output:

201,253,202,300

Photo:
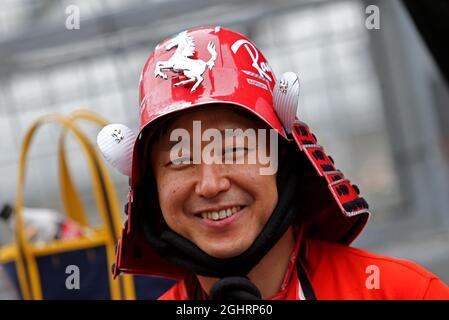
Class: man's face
150,106,278,259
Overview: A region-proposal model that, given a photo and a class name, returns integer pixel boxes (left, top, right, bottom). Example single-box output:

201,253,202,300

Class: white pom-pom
273,72,300,135
96,124,136,176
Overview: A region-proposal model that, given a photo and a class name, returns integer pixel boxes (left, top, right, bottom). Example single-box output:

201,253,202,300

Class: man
100,26,449,299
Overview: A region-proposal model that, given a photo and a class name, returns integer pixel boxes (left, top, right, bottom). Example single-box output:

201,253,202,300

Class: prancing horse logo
154,31,217,93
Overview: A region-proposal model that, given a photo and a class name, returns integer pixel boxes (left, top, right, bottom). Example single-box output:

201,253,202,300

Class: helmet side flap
291,120,370,244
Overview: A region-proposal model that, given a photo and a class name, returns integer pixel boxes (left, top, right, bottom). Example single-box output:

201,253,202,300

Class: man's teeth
200,206,241,221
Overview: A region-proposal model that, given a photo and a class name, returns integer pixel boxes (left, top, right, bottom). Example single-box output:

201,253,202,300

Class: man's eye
223,147,248,160
224,147,247,153
168,156,191,166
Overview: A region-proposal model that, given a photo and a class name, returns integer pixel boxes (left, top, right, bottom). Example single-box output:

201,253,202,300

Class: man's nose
194,164,231,198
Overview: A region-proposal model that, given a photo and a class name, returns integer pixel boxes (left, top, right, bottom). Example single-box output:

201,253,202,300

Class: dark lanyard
295,257,317,300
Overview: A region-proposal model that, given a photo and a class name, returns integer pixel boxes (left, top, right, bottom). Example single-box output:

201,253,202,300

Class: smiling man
106,26,449,300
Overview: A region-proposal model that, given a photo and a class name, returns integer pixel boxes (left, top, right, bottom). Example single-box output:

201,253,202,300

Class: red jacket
159,238,449,300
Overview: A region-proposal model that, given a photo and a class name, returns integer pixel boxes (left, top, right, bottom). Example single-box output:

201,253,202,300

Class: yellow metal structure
0,110,137,299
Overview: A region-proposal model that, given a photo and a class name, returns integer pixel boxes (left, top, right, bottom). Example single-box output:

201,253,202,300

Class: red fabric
158,238,449,300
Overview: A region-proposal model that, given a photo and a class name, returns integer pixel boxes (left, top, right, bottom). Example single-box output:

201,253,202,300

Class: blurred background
0,0,448,298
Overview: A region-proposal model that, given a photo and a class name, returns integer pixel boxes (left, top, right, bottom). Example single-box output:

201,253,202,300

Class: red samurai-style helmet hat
97,26,370,280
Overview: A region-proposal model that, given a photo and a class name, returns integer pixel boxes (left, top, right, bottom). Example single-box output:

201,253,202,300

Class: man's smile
195,205,244,221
